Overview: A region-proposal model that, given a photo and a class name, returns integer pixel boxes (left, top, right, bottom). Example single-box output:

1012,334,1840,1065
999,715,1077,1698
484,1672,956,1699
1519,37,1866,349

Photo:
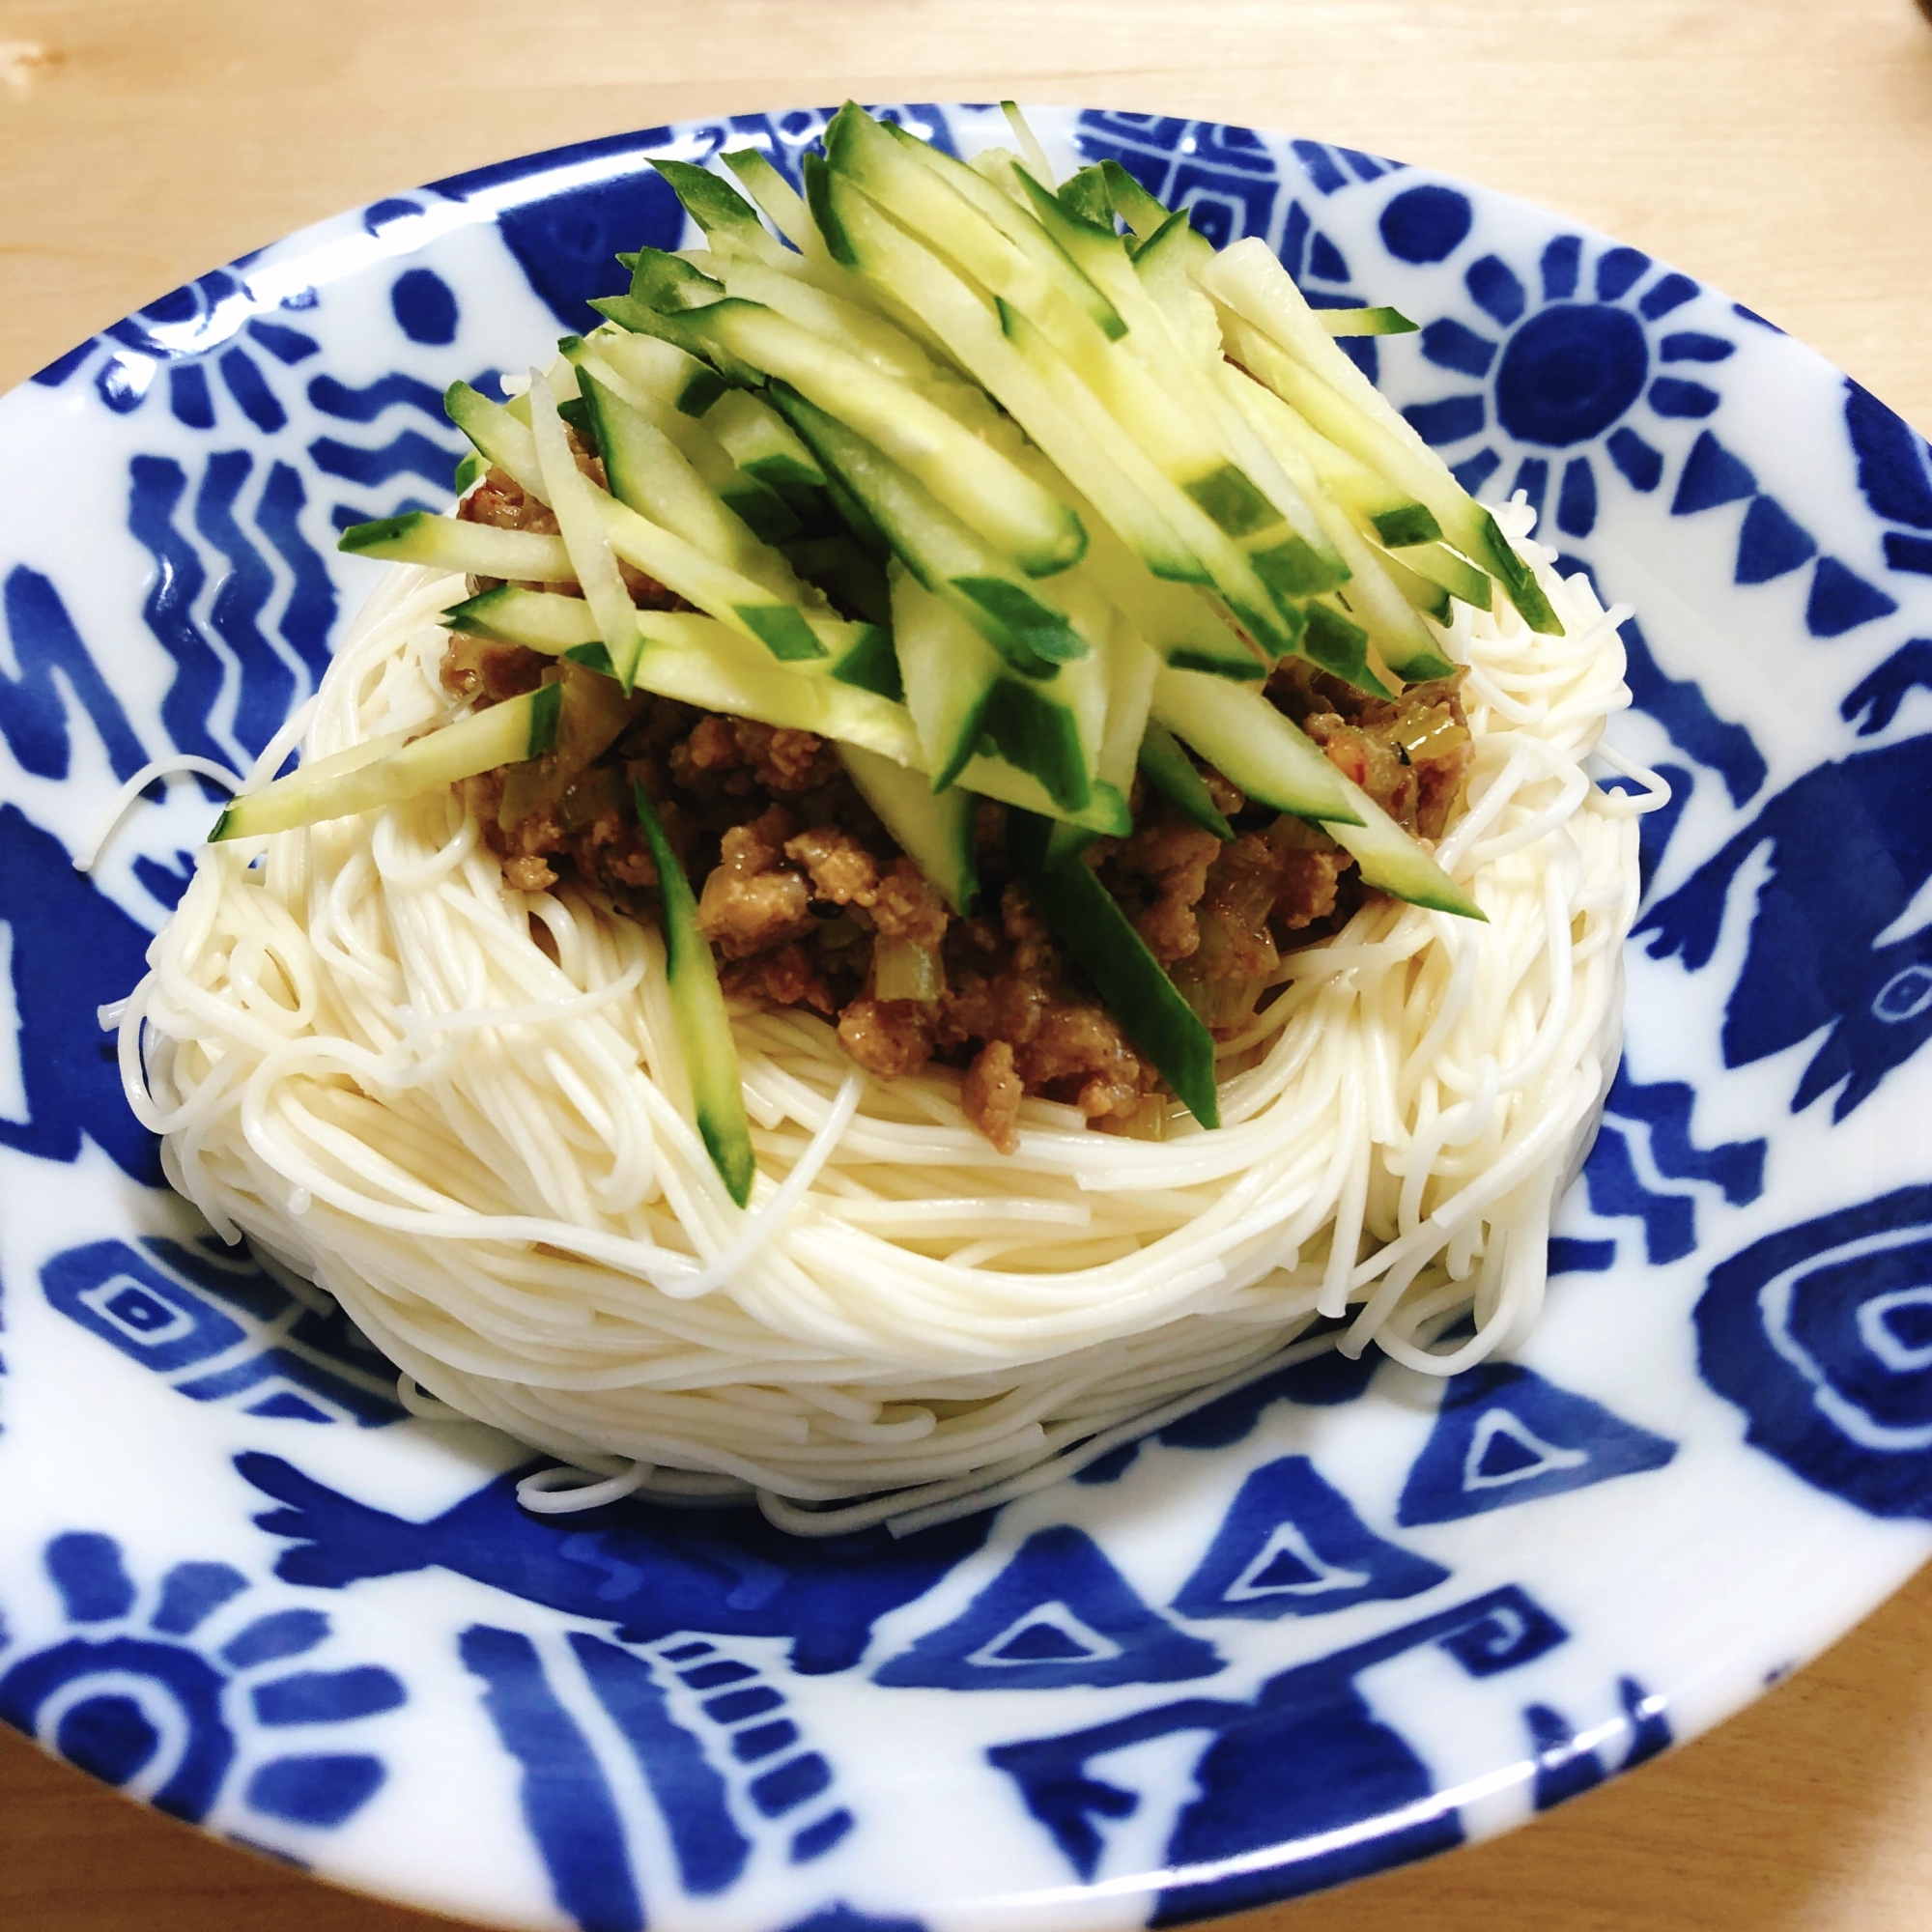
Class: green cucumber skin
1098,159,1172,240
837,743,978,915
1300,602,1387,696
1371,504,1443,550
650,158,776,256
1057,166,1114,230
1012,813,1220,1129
767,384,1089,679
717,476,803,545
444,381,546,497
212,685,560,842
1136,723,1235,841
628,245,727,312
445,587,598,653
337,511,574,582
1318,306,1419,336
631,781,756,1207
831,103,1126,345
680,298,1087,578
733,603,828,662
827,622,903,698
1152,666,1359,827
702,388,828,491
1324,782,1486,922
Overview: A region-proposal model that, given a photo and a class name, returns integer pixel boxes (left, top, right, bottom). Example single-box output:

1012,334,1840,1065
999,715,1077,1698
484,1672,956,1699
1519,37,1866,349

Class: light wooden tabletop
5,1,1932,1927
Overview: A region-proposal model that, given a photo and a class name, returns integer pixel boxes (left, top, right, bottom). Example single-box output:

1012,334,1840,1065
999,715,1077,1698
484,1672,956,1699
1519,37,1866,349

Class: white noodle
119,510,1648,1528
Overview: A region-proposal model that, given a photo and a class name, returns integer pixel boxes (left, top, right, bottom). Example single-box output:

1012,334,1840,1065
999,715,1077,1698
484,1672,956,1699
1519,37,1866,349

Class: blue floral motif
1698,1186,1932,1517
460,1624,859,1932
0,1531,401,1836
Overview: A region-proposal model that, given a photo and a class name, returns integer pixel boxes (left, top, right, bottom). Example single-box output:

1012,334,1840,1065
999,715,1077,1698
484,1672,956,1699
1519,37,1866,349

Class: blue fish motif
1636,733,1932,1118
239,1455,990,1675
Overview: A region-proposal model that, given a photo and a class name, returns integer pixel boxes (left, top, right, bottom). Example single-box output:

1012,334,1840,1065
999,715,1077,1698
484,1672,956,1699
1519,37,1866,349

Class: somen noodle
118,496,1659,1533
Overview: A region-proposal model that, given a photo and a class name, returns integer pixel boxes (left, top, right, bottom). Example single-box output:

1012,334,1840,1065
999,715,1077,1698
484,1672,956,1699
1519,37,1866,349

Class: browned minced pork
439,469,1474,1150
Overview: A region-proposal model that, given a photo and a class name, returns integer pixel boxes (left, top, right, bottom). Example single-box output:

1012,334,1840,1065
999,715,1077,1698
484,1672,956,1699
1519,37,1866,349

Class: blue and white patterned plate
5,103,1932,1931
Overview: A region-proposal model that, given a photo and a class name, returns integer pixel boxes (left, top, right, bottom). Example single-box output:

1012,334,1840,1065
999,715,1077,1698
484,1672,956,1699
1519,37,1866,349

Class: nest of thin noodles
123,498,1658,1533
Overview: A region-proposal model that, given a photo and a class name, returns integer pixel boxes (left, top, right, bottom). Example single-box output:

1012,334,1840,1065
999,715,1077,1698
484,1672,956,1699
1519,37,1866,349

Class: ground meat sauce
445,462,1474,1151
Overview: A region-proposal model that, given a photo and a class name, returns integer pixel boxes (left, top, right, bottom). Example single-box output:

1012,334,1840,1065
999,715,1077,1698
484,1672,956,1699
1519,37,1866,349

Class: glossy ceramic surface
4,104,1932,1932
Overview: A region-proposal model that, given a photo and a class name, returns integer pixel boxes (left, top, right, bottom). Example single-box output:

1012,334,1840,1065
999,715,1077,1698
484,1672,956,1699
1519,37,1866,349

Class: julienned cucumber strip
340,511,575,582
768,384,1092,675
669,298,1087,576
630,248,726,313
1214,298,1562,636
695,252,942,388
1221,364,1455,681
211,687,561,841
810,168,1208,588
1137,721,1234,841
1057,164,1115,232
1324,781,1486,922
445,382,547,499
583,327,728,418
650,157,786,264
1005,166,1346,595
446,586,603,652
701,389,828,494
837,742,978,915
720,148,816,253
563,341,802,545
1097,159,1173,240
832,114,1126,357
1012,811,1220,1130
1096,625,1160,799
1317,306,1418,336
1389,538,1493,610
530,372,645,690
579,368,809,610
1152,670,1481,916
1151,665,1359,826
631,781,756,1208
1376,546,1456,624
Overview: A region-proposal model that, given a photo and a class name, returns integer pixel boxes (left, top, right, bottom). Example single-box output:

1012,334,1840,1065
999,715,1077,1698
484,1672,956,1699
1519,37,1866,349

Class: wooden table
5,1,1932,1926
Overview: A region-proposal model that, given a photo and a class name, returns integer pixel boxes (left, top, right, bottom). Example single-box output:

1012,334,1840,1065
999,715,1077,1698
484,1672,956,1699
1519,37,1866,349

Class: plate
4,102,1932,1932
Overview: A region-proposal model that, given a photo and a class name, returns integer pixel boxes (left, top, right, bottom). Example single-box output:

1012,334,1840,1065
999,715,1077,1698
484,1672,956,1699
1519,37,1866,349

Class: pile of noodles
118,497,1662,1532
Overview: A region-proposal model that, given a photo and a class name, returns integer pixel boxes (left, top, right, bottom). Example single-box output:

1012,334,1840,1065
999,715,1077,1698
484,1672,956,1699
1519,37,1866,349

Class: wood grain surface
4,2,1932,1928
